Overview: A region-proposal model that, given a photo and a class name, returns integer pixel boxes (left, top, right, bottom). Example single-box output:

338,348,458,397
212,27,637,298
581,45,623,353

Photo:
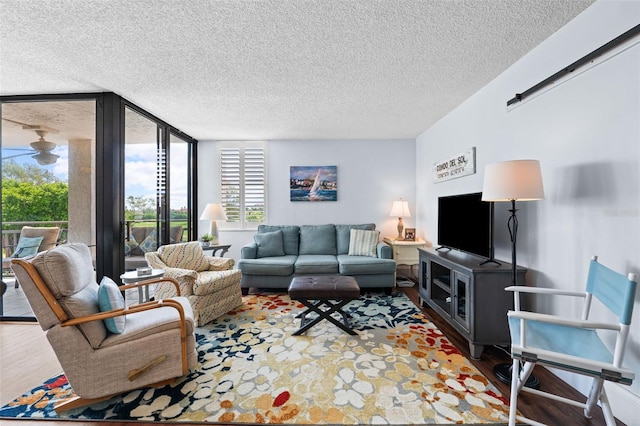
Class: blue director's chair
506,255,637,426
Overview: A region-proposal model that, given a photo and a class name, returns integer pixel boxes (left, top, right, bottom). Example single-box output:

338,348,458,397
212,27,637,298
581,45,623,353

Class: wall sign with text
433,147,476,183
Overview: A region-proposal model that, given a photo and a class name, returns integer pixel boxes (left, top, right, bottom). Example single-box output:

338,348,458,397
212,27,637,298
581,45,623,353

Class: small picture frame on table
404,228,415,241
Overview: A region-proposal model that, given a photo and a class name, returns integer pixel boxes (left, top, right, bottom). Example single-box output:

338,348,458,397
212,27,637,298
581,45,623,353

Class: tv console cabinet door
452,270,470,334
418,247,524,359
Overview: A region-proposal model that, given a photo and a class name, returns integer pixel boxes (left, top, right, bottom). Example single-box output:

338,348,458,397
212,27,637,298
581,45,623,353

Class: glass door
169,133,192,243
123,107,162,271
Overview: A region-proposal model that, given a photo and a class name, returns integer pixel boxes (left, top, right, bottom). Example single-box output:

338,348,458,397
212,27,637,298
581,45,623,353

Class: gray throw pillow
255,230,285,258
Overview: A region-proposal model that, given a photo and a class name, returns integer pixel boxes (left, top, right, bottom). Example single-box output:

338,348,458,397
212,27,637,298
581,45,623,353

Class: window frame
218,141,267,230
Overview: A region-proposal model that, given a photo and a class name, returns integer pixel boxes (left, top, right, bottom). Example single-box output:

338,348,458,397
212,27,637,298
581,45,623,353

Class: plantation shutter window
219,142,266,229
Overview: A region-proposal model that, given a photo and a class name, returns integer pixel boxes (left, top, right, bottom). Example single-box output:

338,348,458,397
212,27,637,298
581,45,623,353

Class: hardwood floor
401,285,621,426
0,286,622,425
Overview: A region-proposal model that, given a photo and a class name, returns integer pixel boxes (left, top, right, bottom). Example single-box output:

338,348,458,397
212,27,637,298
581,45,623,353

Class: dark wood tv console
418,247,526,359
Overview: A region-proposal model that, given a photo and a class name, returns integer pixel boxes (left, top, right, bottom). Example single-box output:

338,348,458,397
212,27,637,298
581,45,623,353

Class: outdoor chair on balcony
11,243,197,412
2,226,61,288
145,241,242,326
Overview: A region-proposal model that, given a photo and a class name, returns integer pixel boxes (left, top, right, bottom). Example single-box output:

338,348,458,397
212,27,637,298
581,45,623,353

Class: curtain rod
507,23,640,107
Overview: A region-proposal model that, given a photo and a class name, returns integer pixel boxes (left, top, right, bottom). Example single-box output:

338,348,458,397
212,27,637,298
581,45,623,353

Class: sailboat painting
290,166,337,201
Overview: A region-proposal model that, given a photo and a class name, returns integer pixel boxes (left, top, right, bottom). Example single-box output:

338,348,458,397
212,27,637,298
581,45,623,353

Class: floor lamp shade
199,203,227,242
481,160,544,202
389,199,411,240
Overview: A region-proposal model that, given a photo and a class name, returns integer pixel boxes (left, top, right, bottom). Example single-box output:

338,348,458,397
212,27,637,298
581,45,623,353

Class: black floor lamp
482,159,545,388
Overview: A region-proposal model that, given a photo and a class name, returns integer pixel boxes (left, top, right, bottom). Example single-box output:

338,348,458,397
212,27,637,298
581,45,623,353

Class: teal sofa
237,224,396,295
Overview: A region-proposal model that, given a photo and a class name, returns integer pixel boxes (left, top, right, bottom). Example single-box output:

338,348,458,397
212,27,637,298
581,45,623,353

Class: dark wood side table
202,243,231,257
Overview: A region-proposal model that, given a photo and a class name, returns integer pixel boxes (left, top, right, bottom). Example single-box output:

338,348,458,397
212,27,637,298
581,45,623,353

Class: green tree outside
2,161,68,228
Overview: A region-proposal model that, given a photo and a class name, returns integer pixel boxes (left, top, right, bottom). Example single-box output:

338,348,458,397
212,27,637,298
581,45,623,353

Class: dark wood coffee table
288,275,360,335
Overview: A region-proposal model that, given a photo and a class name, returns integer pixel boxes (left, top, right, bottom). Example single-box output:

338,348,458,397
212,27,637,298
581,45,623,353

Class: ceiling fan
2,122,60,165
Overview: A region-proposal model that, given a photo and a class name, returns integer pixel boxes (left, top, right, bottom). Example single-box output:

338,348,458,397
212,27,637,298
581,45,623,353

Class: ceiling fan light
32,152,59,165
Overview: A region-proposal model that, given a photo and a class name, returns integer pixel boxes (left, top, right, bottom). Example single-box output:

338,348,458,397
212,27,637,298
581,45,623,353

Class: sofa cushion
335,224,375,255
337,254,397,275
237,255,297,276
255,230,285,258
258,225,300,255
294,255,339,274
299,224,336,255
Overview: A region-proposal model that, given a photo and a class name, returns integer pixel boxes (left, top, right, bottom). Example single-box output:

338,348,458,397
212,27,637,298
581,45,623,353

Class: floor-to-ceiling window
1,99,96,320
0,93,197,321
169,132,193,242
123,106,163,263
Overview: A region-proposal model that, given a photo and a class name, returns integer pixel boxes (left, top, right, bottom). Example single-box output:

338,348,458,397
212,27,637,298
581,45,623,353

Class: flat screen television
437,192,496,263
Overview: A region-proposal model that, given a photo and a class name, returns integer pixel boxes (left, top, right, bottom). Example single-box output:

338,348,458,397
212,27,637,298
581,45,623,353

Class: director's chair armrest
505,285,586,298
508,310,621,331
506,285,587,312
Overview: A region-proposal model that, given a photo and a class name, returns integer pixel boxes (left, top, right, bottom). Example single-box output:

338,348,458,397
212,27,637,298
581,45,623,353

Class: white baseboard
606,382,640,426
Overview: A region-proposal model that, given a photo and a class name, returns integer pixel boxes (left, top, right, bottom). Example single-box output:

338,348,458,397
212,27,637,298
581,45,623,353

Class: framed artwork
290,166,337,201
404,228,416,241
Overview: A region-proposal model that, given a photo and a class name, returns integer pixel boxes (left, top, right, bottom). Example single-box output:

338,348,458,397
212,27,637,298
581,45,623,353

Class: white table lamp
199,203,227,243
389,199,411,240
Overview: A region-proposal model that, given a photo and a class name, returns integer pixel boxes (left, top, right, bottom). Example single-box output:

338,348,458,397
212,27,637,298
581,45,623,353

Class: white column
67,139,96,253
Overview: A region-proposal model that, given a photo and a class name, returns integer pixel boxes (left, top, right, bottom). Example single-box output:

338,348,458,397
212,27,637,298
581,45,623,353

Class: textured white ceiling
0,0,594,141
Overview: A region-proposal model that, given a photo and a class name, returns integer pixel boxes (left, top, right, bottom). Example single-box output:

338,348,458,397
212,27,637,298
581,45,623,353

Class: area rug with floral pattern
0,292,510,424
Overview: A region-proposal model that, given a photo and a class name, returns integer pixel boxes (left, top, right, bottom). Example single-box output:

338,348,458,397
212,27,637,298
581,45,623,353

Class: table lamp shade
389,200,411,218
482,160,545,202
199,203,227,241
200,203,227,221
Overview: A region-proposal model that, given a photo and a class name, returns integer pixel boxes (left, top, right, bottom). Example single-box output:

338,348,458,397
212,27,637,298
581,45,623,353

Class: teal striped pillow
348,229,380,257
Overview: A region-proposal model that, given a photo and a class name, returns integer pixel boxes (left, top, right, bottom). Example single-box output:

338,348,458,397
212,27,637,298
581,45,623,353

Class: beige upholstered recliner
145,241,243,326
11,243,197,412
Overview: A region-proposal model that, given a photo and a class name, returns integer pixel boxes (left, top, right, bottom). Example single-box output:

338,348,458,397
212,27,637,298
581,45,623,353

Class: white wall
199,139,416,260
416,1,640,423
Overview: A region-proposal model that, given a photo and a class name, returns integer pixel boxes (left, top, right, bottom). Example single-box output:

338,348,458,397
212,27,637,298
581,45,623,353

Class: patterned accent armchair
145,241,243,326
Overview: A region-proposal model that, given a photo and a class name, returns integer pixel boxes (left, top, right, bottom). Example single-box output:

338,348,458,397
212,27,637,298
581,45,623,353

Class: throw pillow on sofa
348,229,380,257
255,230,285,258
